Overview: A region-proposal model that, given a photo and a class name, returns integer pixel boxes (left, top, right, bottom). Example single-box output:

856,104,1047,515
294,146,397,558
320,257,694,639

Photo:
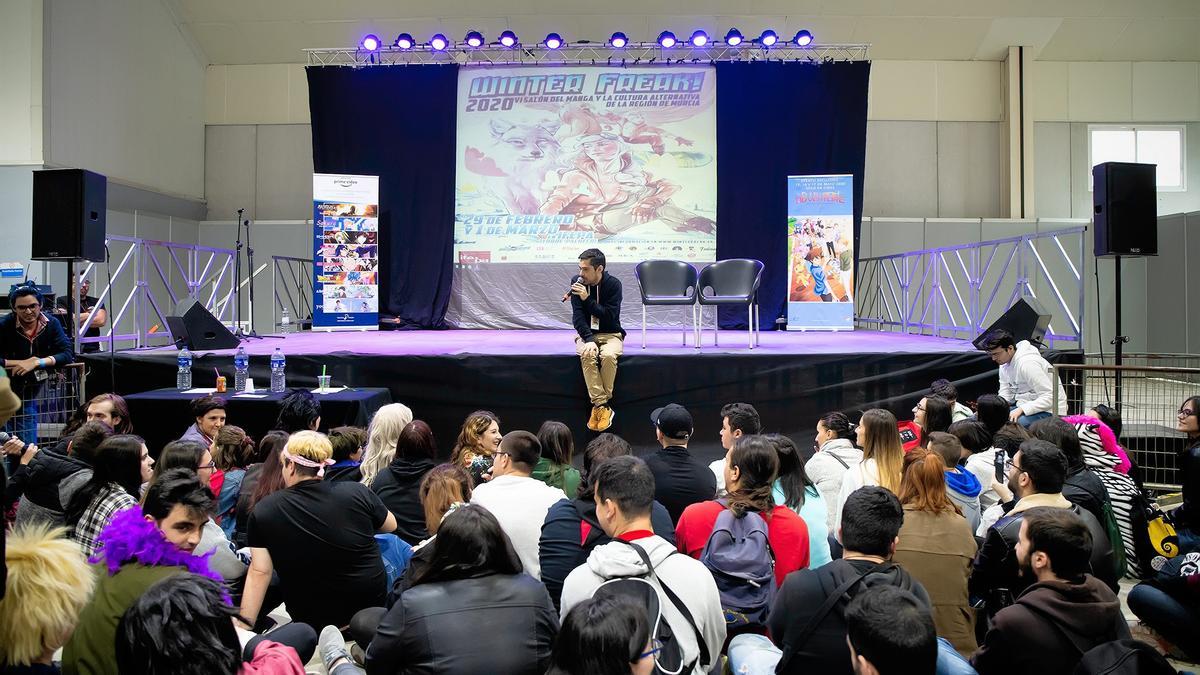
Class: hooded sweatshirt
806,438,864,531
997,340,1054,416
944,466,983,532
971,575,1129,675
559,534,726,674
9,447,91,528
369,457,436,546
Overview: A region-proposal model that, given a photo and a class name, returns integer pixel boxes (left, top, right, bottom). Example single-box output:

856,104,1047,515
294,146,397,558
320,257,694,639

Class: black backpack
1073,640,1176,675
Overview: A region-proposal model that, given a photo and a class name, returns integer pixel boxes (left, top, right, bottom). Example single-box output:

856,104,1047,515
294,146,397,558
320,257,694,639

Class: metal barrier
2,363,86,445
271,255,314,330
856,224,1087,348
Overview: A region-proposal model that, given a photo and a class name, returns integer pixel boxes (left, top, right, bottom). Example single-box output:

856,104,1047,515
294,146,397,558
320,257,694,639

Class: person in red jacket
675,435,810,586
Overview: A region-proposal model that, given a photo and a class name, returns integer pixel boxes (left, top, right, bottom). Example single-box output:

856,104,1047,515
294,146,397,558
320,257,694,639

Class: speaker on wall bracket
31,168,107,262
1092,161,1157,258
166,299,240,351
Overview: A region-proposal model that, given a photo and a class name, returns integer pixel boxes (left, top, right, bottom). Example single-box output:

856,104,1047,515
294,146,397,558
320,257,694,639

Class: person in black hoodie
972,507,1129,674
369,420,438,546
8,421,112,528
1029,417,1109,525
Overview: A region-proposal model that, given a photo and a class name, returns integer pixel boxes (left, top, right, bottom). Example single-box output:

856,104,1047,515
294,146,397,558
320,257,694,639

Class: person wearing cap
240,430,398,630
643,403,717,522
569,248,625,432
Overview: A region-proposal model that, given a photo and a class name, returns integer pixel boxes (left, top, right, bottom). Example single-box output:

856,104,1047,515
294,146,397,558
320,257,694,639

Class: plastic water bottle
176,347,192,390
280,307,292,333
270,347,286,393
234,346,249,392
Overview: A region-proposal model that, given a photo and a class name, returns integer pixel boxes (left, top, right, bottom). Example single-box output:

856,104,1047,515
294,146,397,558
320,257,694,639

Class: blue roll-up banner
312,173,380,331
786,174,855,330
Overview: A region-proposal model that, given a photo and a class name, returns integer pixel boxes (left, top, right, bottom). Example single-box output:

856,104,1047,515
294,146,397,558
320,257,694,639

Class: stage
83,329,1079,463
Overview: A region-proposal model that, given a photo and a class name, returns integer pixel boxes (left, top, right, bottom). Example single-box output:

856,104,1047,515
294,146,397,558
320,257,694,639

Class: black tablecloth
124,387,392,454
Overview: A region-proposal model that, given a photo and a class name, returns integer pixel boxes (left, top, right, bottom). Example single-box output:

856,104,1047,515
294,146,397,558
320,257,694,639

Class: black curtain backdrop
306,61,869,329
307,65,458,328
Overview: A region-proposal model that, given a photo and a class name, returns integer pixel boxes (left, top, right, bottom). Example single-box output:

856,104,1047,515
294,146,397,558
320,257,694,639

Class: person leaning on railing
1,284,74,447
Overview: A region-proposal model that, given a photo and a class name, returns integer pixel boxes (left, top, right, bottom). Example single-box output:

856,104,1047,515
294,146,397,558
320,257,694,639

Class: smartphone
994,450,1006,484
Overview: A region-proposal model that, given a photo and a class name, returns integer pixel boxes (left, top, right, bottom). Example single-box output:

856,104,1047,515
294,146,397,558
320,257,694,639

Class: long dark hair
65,434,145,526
537,420,574,466
919,396,954,446
248,431,290,510
547,596,652,675
411,504,521,586
767,433,814,510
726,435,779,518
1182,396,1200,441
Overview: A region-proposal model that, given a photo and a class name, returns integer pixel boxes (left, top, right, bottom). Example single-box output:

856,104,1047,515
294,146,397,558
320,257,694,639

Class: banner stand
312,174,381,331
785,174,855,331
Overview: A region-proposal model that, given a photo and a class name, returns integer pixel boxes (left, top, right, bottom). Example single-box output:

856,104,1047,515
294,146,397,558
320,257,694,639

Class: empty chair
635,260,699,348
697,259,764,349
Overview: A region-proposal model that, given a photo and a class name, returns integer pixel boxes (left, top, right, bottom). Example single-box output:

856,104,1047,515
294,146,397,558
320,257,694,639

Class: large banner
454,66,717,264
312,174,380,330
786,175,855,330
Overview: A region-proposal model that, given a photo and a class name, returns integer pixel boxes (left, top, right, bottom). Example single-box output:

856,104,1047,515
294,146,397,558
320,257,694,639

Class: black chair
697,259,764,349
635,260,699,348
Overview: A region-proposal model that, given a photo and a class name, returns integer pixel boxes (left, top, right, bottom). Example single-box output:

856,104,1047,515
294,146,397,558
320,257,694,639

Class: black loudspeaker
166,299,240,351
972,297,1052,349
31,169,107,262
1092,161,1157,257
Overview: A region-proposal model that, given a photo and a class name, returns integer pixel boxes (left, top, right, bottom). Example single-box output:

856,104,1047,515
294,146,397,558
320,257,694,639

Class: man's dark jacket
0,312,73,396
570,271,624,342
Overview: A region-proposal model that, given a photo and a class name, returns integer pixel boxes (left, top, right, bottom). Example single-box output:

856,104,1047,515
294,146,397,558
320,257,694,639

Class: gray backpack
699,500,776,629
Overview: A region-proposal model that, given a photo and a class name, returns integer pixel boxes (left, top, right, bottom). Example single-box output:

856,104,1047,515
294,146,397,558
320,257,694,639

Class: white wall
0,0,43,165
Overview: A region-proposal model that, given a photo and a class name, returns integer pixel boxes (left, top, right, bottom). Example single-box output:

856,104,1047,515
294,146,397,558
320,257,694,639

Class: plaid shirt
71,483,138,558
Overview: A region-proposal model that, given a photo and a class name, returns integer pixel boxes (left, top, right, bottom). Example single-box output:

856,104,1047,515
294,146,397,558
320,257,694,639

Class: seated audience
970,422,1029,519
326,425,367,483
81,393,133,434
11,420,111,528
65,434,153,557
1029,417,1110,526
1173,394,1200,552
676,435,811,586
846,586,939,675
274,389,322,433
540,433,676,610
211,424,255,538
974,393,1011,436
1089,404,1138,475
560,456,726,674
449,409,502,485
0,525,96,673
116,574,315,675
642,403,716,522
234,430,289,549
979,328,1055,427
807,411,862,532
546,596,656,675
709,402,762,496
533,420,582,498
1128,570,1200,662
768,433,832,568
357,402,414,487
892,450,977,656
470,430,566,578
931,378,973,423
926,431,982,532
972,507,1130,674
912,395,953,450
240,431,398,630
369,419,437,546
1065,406,1132,474
727,486,929,675
834,409,904,532
1071,415,1148,578
180,394,226,446
949,419,997,513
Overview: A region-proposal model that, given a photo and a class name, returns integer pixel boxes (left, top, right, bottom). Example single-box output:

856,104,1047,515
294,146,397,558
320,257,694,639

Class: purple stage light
759,29,778,47
394,33,413,50
545,33,563,49
725,28,743,46
610,32,628,48
429,33,448,51
359,34,380,51
658,30,677,48
690,30,708,47
499,30,518,47
794,29,813,46
465,31,484,48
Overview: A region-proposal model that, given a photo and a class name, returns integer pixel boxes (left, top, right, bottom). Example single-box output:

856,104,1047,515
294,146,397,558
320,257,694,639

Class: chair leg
693,303,700,350
641,305,646,349
754,303,760,346
748,304,754,349
713,307,719,347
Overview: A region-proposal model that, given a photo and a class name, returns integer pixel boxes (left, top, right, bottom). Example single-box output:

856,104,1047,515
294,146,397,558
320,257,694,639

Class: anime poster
455,66,717,264
786,175,855,330
312,174,379,330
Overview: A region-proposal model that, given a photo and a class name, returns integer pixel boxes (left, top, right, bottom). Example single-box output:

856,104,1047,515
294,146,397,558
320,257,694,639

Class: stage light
430,33,448,51
759,29,778,47
610,32,628,48
689,30,709,47
394,33,414,50
544,32,563,49
725,28,744,46
359,34,380,52
658,31,677,48
465,31,484,48
499,30,518,47
793,29,813,46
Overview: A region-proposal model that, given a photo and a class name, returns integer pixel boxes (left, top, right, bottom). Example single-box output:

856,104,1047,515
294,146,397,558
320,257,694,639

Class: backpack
699,500,776,630
591,540,710,675
1100,499,1128,579
1073,640,1176,675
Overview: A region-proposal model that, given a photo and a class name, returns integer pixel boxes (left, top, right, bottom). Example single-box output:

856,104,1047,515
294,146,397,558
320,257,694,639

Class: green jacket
532,457,581,499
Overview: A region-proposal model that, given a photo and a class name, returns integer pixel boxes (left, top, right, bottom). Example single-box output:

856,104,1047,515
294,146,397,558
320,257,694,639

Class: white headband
282,449,335,477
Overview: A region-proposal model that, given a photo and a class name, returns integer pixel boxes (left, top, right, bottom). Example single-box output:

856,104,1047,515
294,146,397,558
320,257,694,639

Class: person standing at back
709,402,762,496
641,404,716,523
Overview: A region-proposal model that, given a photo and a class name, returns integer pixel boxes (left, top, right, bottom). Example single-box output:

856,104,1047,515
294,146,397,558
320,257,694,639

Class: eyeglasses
914,405,926,412
638,639,664,660
1179,408,1197,418
197,461,216,470
1004,458,1024,474
13,303,40,313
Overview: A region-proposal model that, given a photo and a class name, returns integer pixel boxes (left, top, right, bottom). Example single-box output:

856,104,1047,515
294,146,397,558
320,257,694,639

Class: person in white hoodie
560,455,725,675
980,329,1054,427
806,412,863,532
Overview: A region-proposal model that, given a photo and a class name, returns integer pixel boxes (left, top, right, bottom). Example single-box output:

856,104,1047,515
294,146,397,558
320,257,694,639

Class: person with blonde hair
833,409,904,532
358,403,414,487
449,410,502,484
0,525,96,671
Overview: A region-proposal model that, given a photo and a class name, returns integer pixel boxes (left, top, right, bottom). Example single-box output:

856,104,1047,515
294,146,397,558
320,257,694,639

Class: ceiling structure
170,0,1200,65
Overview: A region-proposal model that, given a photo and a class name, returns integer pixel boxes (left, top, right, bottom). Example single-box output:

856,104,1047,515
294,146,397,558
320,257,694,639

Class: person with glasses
1172,395,1200,552
978,328,1055,427
1,284,73,449
547,595,659,675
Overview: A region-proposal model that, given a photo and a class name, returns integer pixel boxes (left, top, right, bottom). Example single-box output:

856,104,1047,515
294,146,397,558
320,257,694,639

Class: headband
282,449,335,477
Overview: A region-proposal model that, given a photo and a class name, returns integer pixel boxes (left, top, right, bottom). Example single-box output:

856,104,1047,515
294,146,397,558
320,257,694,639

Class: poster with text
455,66,717,264
787,175,855,330
312,173,380,330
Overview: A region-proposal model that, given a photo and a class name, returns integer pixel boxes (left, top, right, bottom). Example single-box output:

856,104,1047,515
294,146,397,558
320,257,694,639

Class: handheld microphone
0,431,27,454
561,275,582,302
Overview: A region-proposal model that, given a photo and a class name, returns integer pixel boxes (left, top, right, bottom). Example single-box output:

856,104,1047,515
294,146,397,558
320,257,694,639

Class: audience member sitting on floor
65,434,153,557
727,486,929,675
1064,407,1132,475
642,403,716,523
1089,404,1141,480
235,430,289,549
180,394,227,446
972,507,1130,674
926,431,982,532
1029,416,1110,526
10,420,111,529
972,423,1029,524
0,525,96,674
912,395,953,451
931,378,973,423
240,430,397,631
948,419,995,514
834,409,904,531
846,586,939,675
807,411,862,533
82,393,134,435
357,403,414,487
211,425,254,534
710,402,762,496
561,455,726,674
974,393,1010,436
274,389,322,434
546,596,657,675
676,435,811,586
470,430,567,579
116,574,315,675
1071,414,1149,578
62,468,219,675
540,433,676,611
1173,394,1200,552
369,419,437,546
892,450,978,657
1128,568,1200,661
533,420,582,498
768,433,832,568
325,425,367,483
979,329,1055,427
449,409,502,485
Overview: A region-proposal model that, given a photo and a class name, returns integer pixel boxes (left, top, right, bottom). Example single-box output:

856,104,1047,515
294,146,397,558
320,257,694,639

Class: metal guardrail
856,224,1087,348
272,255,314,330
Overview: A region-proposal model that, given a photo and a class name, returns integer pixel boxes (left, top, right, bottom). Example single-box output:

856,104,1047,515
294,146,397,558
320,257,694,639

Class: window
1088,125,1186,191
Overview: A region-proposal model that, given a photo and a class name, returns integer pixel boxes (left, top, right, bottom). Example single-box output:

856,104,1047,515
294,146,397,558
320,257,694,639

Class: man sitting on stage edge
569,248,624,432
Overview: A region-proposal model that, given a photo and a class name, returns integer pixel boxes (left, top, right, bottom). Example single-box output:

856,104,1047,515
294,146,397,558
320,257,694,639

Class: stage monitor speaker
31,168,107,262
972,297,1052,349
166,298,240,351
1092,161,1157,258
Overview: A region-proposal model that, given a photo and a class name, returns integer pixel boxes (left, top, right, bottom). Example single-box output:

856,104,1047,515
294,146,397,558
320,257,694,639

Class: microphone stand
238,215,280,341
233,208,246,339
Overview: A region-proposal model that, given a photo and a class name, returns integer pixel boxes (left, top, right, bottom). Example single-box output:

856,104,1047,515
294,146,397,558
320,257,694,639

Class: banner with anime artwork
454,66,717,264
312,174,380,330
786,175,855,330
